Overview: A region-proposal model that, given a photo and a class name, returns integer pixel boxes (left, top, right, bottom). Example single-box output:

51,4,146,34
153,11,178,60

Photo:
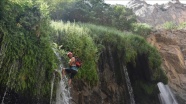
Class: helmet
67,52,73,56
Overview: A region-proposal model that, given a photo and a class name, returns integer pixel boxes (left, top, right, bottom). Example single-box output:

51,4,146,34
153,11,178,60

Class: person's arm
69,57,75,66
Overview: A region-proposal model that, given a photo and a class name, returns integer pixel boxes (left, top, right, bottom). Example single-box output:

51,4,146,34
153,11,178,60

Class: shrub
162,21,177,30
131,23,152,37
177,22,186,30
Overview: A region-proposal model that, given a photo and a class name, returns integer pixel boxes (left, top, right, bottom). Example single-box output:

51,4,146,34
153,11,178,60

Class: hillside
127,0,186,27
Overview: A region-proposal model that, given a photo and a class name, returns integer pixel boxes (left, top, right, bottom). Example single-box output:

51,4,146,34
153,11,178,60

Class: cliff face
127,0,186,27
128,0,186,101
70,46,130,104
147,30,186,102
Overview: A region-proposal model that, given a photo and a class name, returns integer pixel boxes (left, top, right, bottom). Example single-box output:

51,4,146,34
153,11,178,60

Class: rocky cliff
147,30,186,103
127,0,186,27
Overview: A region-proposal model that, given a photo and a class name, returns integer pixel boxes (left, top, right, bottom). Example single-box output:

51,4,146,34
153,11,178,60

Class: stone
127,0,186,27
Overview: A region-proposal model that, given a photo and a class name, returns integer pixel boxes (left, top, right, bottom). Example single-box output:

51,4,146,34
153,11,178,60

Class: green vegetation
177,22,186,30
162,21,176,30
131,23,152,37
0,0,57,100
162,21,186,30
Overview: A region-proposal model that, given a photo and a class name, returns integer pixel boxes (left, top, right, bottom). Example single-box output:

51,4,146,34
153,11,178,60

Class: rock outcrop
147,30,186,103
127,0,186,27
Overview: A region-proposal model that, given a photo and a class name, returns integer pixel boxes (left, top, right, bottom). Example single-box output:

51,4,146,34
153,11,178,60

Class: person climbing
62,52,78,86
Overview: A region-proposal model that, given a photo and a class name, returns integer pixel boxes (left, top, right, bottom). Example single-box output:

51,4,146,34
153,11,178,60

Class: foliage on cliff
82,23,167,81
0,0,57,101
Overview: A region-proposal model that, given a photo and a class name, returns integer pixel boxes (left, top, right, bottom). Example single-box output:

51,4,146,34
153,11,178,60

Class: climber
62,52,78,86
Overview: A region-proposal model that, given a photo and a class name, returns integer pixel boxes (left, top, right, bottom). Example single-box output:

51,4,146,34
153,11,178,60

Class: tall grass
51,21,99,85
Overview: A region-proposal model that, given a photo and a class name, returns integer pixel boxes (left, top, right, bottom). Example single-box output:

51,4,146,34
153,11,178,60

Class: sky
104,0,186,5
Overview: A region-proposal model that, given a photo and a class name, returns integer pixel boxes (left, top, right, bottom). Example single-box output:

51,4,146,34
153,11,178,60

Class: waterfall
52,48,71,104
55,75,71,104
157,82,178,104
123,65,135,104
50,65,71,104
108,46,135,104
108,47,116,78
50,72,55,104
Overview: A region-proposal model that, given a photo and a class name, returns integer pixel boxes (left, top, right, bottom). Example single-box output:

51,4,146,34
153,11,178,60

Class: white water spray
157,82,178,104
50,72,55,104
123,65,135,104
55,75,71,104
52,48,72,104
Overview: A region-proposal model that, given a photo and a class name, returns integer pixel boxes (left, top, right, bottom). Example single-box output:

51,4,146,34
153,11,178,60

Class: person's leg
68,70,77,85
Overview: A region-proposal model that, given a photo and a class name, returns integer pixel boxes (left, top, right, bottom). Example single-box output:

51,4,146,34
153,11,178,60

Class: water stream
157,82,178,104
55,75,71,104
108,47,116,79
50,72,55,104
108,46,135,104
52,48,71,104
123,65,135,104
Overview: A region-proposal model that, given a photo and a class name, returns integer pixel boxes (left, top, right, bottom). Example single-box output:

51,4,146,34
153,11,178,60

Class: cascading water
55,74,71,104
157,82,178,104
123,65,135,104
52,48,72,104
108,47,135,104
50,72,55,104
108,47,116,79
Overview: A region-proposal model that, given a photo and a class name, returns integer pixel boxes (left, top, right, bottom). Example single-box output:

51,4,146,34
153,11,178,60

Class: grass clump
131,23,152,37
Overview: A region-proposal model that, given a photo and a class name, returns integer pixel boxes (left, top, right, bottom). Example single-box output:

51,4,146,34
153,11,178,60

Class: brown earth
147,29,186,102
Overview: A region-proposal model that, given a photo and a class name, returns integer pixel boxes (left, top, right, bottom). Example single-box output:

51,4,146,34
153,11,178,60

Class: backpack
75,57,82,68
